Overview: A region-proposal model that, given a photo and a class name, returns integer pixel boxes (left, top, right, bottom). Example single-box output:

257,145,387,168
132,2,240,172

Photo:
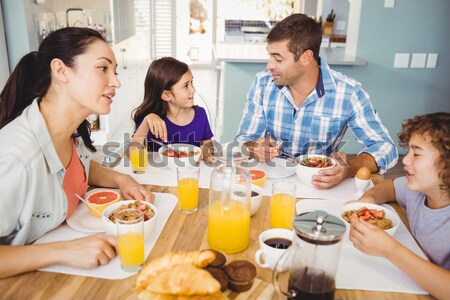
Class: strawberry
357,209,369,216
360,214,371,221
166,150,176,157
372,210,385,219
137,204,147,211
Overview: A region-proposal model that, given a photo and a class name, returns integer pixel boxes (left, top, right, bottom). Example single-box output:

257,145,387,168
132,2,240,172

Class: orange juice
118,233,145,268
130,147,148,172
270,193,295,229
178,178,199,211
208,200,250,253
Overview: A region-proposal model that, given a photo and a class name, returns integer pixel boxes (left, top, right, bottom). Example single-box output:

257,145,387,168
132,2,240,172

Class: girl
349,112,450,300
132,57,213,157
0,27,153,278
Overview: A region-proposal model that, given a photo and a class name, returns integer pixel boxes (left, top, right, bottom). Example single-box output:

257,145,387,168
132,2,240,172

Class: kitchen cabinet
91,33,150,145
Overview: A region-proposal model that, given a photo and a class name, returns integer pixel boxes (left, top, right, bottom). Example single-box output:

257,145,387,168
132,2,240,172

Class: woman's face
65,40,120,115
165,70,195,108
402,133,443,196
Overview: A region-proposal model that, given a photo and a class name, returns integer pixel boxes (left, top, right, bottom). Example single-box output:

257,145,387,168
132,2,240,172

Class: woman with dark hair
0,27,153,278
132,57,213,153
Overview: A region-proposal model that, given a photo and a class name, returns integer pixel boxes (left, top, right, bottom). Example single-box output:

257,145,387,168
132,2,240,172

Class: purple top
147,106,213,150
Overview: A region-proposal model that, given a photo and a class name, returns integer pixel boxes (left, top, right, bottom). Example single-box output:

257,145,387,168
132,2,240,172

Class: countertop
214,43,367,66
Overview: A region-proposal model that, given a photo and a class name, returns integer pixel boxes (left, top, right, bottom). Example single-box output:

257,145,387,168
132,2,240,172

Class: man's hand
247,137,280,163
311,152,351,189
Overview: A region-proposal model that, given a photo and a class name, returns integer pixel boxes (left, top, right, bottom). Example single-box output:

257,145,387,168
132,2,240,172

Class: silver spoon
151,138,177,154
75,193,115,224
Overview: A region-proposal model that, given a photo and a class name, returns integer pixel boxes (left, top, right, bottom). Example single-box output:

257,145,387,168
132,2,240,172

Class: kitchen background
1,0,449,155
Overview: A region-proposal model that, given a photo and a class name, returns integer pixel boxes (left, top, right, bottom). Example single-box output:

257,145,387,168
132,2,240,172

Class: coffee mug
254,228,293,270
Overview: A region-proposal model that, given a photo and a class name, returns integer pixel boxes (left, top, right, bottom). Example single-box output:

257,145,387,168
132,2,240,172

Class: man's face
266,40,304,86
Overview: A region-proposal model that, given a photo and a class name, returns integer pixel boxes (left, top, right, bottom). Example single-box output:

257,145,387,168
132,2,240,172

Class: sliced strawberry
372,210,385,219
360,214,371,221
166,150,176,157
137,204,147,211
357,209,369,216
143,214,149,221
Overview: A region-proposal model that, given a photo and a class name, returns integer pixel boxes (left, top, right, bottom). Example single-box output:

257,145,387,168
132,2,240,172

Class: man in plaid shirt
236,14,398,189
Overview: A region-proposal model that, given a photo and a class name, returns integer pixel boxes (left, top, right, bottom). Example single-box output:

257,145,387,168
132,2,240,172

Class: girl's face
66,40,120,115
402,133,443,195
164,70,195,108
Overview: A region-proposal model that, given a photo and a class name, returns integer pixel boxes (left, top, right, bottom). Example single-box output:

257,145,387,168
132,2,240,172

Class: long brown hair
0,27,105,151
132,57,189,130
398,112,450,193
267,13,322,62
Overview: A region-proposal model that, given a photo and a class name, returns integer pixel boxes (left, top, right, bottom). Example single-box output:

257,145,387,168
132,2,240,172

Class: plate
66,202,105,233
258,157,296,179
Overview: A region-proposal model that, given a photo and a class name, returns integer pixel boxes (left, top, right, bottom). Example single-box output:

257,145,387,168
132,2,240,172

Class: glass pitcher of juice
208,165,251,253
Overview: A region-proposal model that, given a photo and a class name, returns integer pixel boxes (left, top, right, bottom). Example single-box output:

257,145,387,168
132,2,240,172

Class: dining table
0,175,434,300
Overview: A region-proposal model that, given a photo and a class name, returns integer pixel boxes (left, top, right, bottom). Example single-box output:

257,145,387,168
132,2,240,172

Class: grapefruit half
250,169,267,187
86,190,120,218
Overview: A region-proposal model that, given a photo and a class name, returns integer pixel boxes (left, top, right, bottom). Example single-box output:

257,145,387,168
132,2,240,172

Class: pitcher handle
272,251,297,298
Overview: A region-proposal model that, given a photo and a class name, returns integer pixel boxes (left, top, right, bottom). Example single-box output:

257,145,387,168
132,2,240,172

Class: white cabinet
91,33,150,145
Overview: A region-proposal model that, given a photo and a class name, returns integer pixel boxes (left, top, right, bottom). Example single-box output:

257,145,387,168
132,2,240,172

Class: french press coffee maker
273,210,346,300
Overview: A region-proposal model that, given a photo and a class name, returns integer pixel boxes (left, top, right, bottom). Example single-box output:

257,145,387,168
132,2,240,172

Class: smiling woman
0,27,153,279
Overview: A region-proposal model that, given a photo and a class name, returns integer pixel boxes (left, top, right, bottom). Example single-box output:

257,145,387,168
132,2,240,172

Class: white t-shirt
394,177,450,270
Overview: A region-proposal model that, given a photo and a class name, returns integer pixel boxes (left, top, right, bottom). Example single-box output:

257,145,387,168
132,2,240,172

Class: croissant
145,264,220,296
136,250,216,290
138,290,228,300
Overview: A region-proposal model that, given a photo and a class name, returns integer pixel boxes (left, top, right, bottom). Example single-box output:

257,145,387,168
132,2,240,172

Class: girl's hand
146,114,167,142
349,214,396,257
116,174,155,203
56,234,117,269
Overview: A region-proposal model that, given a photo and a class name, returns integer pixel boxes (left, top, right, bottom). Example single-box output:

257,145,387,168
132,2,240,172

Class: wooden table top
0,181,433,300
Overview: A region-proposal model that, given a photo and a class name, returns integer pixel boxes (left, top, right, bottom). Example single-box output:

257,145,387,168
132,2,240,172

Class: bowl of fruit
158,143,201,168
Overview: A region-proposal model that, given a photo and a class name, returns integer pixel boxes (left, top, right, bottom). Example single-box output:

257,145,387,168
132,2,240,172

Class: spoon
75,194,115,224
151,138,177,154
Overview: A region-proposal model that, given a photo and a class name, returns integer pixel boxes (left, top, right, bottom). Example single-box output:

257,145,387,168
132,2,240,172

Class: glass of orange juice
116,208,145,272
129,135,148,174
177,166,200,213
270,181,296,229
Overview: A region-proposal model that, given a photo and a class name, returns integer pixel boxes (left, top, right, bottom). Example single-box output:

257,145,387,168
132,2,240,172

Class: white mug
254,228,293,270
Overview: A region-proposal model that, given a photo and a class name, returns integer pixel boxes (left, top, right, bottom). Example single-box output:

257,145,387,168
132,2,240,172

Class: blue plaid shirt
235,58,398,173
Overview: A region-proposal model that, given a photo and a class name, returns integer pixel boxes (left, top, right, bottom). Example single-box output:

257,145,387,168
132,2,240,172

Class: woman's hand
55,234,117,269
146,114,167,142
349,214,397,257
116,174,155,203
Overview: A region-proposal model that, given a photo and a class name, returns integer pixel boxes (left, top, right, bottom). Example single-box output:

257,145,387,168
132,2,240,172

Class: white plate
66,204,105,233
258,157,296,179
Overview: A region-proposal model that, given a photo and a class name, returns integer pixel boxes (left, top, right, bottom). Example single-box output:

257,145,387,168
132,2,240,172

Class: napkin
34,193,177,279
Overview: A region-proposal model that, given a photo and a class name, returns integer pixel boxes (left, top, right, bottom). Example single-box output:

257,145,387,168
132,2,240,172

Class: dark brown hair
398,112,450,193
0,27,105,151
266,13,322,62
132,57,189,130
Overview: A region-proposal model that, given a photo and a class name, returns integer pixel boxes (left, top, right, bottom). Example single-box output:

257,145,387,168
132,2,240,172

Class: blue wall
221,0,450,154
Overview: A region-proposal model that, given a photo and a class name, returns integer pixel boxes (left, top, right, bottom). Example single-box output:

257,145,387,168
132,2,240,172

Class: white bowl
250,184,263,216
295,154,336,187
158,143,201,168
102,200,158,240
340,202,400,236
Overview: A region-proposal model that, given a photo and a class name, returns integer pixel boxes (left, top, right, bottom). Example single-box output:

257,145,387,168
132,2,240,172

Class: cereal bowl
102,200,158,240
340,202,400,236
295,154,336,187
158,143,201,168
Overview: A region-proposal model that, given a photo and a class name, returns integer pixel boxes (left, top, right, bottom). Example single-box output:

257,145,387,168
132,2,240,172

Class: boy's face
402,133,442,196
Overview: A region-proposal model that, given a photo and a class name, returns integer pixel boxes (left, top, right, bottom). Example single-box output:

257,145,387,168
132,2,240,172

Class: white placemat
296,199,428,294
114,154,373,200
34,192,177,279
